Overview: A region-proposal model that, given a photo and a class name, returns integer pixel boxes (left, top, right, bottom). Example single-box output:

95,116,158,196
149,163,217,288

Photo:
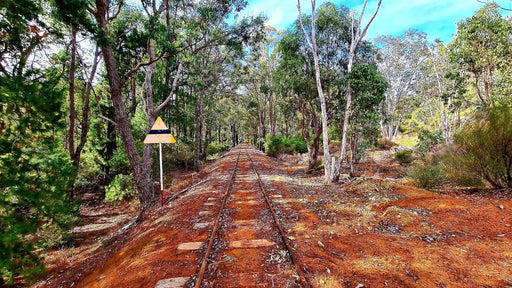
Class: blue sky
243,0,512,43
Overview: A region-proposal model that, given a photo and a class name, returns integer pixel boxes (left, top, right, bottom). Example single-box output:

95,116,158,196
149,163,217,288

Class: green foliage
452,103,512,188
394,150,414,166
377,138,397,150
442,155,484,187
206,142,230,156
265,136,308,157
416,130,442,155
407,164,445,189
345,64,389,160
0,74,76,285
448,3,512,105
171,140,195,169
75,150,104,188
104,174,137,203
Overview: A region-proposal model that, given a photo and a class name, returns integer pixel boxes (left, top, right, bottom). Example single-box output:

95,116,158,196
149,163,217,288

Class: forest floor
29,145,512,288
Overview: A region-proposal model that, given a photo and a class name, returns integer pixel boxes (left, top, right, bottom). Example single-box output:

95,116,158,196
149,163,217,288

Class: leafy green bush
206,142,230,156
265,136,308,157
104,174,137,203
287,137,308,153
451,103,512,188
393,150,413,165
75,150,104,188
407,164,445,189
416,130,442,155
172,141,195,169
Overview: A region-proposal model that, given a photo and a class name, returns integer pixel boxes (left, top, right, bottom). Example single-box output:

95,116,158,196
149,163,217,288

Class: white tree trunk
298,0,331,181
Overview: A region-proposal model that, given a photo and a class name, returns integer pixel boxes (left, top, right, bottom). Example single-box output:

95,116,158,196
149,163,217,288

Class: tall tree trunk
94,0,156,211
73,46,100,169
269,95,275,137
298,0,331,181
333,0,382,182
67,27,77,160
194,89,204,171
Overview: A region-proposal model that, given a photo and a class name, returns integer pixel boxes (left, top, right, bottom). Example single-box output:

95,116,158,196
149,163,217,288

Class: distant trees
54,0,264,211
376,30,429,141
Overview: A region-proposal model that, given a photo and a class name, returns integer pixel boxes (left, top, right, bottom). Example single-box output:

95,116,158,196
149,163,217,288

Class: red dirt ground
30,145,512,288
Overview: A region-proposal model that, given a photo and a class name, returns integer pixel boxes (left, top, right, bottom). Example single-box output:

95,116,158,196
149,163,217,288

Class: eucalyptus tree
376,30,430,140
448,3,512,108
297,0,333,181
333,0,381,181
421,41,467,144
277,30,322,171
344,64,387,163
294,1,381,179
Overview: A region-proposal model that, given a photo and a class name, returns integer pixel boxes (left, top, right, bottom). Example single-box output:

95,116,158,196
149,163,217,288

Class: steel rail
193,149,241,288
246,150,312,288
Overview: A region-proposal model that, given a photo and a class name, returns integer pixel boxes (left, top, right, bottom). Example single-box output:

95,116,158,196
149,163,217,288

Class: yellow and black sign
144,117,176,144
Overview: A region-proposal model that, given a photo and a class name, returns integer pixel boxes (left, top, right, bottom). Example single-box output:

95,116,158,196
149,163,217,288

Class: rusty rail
193,149,241,288
246,150,312,288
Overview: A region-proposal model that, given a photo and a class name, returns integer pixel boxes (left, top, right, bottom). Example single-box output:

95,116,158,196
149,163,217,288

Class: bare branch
154,61,184,115
477,0,512,11
297,0,313,50
120,53,165,87
108,0,124,21
353,0,382,50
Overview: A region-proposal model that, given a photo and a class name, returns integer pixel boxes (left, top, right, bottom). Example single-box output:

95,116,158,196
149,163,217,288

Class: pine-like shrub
407,164,445,189
452,103,512,188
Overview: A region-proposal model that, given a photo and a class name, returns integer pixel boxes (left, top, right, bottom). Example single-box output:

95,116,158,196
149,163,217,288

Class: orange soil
32,146,512,288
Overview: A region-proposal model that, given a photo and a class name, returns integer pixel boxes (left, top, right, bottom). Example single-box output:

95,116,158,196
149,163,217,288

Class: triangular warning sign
144,117,177,144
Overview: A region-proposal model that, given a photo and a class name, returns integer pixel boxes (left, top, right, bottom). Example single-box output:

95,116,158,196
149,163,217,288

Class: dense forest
1,0,512,285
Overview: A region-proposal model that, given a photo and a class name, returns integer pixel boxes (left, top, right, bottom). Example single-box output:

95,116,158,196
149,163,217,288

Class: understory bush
452,103,512,188
171,139,195,169
206,142,230,156
104,174,137,203
265,136,308,157
377,138,397,150
407,164,445,189
394,150,413,165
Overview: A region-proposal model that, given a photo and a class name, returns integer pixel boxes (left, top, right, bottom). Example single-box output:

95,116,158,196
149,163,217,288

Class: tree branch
297,0,314,50
120,53,165,87
92,86,118,126
356,0,382,45
154,61,184,115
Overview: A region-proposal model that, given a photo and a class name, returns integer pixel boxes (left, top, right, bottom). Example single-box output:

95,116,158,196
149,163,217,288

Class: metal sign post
159,142,163,191
143,117,176,191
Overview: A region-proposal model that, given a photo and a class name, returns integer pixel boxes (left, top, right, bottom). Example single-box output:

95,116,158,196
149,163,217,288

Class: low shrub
416,130,442,155
104,174,137,203
452,103,512,188
407,164,445,189
394,150,413,165
377,138,397,150
265,136,308,157
206,142,230,156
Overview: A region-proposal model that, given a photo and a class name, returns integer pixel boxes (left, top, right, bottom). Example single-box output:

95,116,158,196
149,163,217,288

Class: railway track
191,144,311,288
